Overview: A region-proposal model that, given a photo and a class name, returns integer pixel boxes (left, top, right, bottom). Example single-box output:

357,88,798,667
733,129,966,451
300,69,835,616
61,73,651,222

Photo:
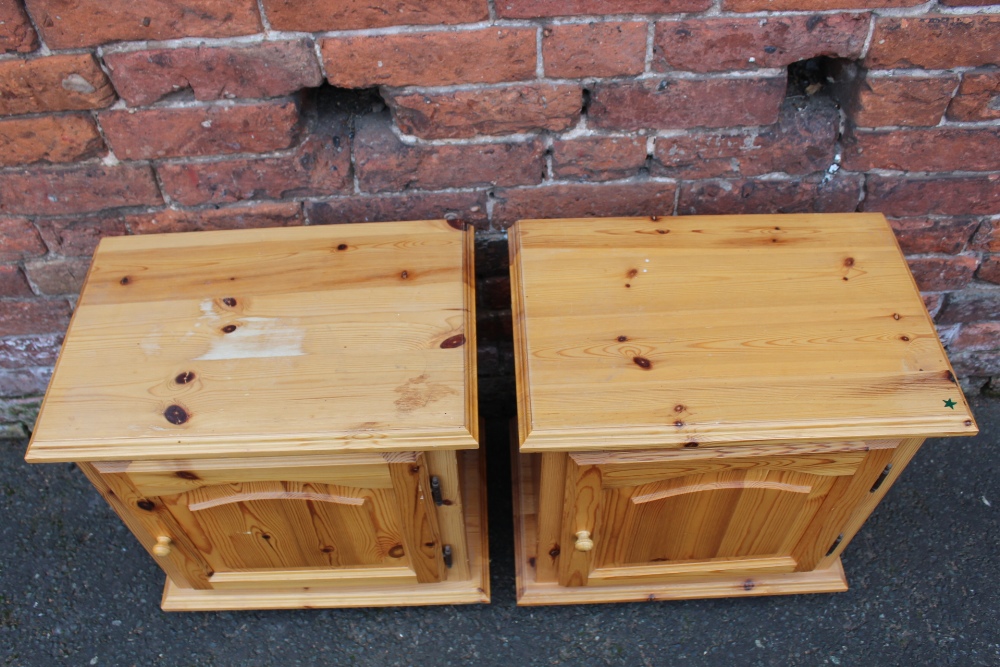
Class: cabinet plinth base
161,450,490,611
511,445,848,606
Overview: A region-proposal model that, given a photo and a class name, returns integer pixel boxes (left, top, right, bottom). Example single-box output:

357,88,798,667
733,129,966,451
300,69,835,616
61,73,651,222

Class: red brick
104,40,322,108
492,181,677,228
24,256,91,295
0,0,38,53
724,0,919,10
923,293,944,319
654,15,868,73
34,214,127,256
848,75,959,127
0,217,45,261
906,255,979,292
0,264,31,297
551,136,647,182
542,22,646,79
263,0,487,31
0,366,52,398
972,220,1000,253
478,276,511,311
844,129,1000,173
678,175,862,216
939,289,1000,324
0,114,105,167
307,191,489,228
24,0,261,49
977,257,1000,285
948,72,1000,122
940,0,1000,6
496,0,710,17
0,334,62,369
0,397,42,426
99,100,301,160
651,97,837,179
866,17,1000,70
0,53,115,116
388,84,582,140
322,28,535,89
125,202,302,235
157,120,351,205
865,176,1000,218
0,164,162,216
954,321,1000,352
589,77,786,131
949,351,1000,380
355,114,543,194
477,309,512,340
0,299,71,335
888,218,979,255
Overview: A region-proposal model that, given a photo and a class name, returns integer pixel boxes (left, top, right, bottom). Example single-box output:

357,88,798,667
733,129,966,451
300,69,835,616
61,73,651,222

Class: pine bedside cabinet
25,220,489,611
509,213,978,605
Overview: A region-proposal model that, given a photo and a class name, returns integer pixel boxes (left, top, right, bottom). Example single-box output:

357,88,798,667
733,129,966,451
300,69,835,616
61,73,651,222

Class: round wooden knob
152,536,173,557
574,530,594,552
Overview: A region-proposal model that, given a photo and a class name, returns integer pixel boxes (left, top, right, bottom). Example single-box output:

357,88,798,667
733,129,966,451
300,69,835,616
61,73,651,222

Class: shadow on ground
3,397,999,666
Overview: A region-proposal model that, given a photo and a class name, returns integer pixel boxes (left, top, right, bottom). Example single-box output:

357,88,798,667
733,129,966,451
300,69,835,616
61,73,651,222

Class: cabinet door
558,445,896,587
93,452,446,589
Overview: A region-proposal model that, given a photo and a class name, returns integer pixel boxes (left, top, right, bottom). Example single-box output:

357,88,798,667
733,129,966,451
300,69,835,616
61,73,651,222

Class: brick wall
1,0,998,435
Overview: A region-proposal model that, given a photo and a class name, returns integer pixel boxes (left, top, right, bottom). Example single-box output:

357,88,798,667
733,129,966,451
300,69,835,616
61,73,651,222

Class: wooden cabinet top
26,221,478,463
509,214,977,452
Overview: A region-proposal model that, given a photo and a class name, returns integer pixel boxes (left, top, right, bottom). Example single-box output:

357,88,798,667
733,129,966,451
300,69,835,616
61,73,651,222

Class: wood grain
26,220,479,462
389,455,446,584
161,448,489,610
511,428,849,605
509,214,977,452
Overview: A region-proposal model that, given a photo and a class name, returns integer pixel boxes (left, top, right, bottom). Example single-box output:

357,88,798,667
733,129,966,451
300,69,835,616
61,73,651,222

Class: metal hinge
430,476,443,506
442,544,453,569
869,464,893,493
825,533,844,557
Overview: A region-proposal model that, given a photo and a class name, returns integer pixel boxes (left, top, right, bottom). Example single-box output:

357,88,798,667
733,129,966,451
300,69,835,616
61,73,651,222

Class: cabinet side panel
534,452,567,583
792,447,897,571
426,450,471,581
389,454,446,583
816,437,924,569
79,462,212,589
558,459,602,587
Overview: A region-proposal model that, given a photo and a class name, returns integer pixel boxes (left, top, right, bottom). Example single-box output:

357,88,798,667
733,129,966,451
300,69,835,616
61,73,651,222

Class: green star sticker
943,398,957,409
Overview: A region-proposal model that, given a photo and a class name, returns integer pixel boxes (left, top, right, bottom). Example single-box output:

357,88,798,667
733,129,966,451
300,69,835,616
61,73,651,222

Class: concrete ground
2,398,999,667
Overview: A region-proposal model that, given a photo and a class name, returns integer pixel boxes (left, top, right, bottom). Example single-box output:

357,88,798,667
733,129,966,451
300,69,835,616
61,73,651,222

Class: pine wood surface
510,214,977,452
160,449,490,611
26,220,478,462
510,428,848,605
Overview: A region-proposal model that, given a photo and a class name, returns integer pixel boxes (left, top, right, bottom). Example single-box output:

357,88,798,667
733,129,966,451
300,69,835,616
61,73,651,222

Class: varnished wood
427,449,471,581
208,567,418,590
557,458,602,587
26,220,485,610
510,215,975,604
534,450,567,583
509,214,977,452
26,220,478,463
161,449,490,610
511,435,848,605
77,462,213,590
94,453,396,496
814,437,924,568
389,455,446,584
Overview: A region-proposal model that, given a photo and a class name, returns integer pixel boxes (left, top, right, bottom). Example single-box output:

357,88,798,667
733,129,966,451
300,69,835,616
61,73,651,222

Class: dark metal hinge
430,476,443,506
869,464,893,493
825,533,844,557
442,544,453,569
